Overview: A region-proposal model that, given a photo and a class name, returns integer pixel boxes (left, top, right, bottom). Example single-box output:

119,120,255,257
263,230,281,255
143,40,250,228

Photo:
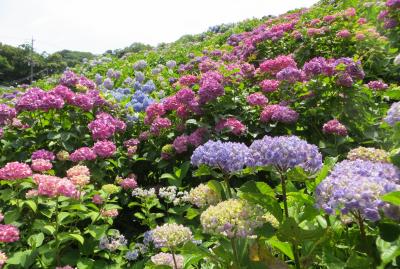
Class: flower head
384,102,400,126
151,253,184,269
347,147,390,163
185,183,220,207
200,199,264,238
0,162,32,180
322,119,348,136
151,223,192,248
93,140,116,158
0,224,19,242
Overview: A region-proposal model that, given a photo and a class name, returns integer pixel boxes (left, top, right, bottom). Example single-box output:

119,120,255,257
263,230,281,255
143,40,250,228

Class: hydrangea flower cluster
0,224,20,242
31,149,55,161
276,67,305,83
99,231,127,251
248,135,322,173
132,187,156,198
200,199,264,238
100,209,119,218
259,55,297,75
198,71,224,103
260,79,280,92
367,80,388,90
322,119,348,136
0,104,16,125
133,60,147,70
150,117,172,135
88,112,126,140
34,174,77,198
172,128,207,154
151,252,184,269
260,104,299,123
179,75,198,86
347,147,390,163
246,93,268,106
184,183,220,208
151,223,193,248
119,175,138,190
215,117,247,136
69,147,97,162
384,101,400,126
93,140,117,158
124,88,154,112
31,159,52,172
66,165,90,186
191,140,251,173
0,162,32,180
315,160,400,221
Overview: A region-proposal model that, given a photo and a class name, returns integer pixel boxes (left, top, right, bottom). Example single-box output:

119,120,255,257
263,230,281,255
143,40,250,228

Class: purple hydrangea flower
315,160,400,221
248,135,322,173
384,101,400,126
191,140,251,173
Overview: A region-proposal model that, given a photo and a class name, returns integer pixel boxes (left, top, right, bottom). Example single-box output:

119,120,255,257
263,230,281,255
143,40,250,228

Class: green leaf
4,210,20,224
267,237,294,260
57,212,71,225
28,232,45,248
23,200,37,212
207,180,224,199
381,191,400,206
378,222,400,242
287,166,309,182
85,224,108,240
7,249,37,268
43,225,56,235
67,233,85,245
185,207,199,220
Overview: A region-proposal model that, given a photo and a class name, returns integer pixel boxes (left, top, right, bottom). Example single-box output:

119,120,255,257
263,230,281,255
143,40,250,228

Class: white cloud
0,0,319,54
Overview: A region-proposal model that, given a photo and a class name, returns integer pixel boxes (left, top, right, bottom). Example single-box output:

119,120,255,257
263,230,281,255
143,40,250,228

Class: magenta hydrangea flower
247,93,268,106
336,29,351,38
175,88,195,104
367,81,388,90
188,128,208,147
322,119,348,136
179,75,198,86
259,55,297,75
69,147,97,162
60,70,79,87
31,149,55,161
15,88,46,112
88,113,126,140
144,103,166,125
276,67,305,83
215,117,246,136
198,71,224,103
0,224,20,242
50,85,75,103
31,159,52,172
260,79,280,93
0,104,16,125
0,162,32,180
173,135,189,153
70,93,94,111
162,96,180,111
260,105,298,124
150,118,172,135
93,140,117,158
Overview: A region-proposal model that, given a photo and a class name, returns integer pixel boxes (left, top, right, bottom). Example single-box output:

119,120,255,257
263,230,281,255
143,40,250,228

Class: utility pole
30,37,34,84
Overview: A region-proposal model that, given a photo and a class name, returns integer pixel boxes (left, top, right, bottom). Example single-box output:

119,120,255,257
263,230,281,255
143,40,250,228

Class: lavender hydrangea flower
315,160,400,221
191,140,251,173
384,101,400,126
248,135,322,173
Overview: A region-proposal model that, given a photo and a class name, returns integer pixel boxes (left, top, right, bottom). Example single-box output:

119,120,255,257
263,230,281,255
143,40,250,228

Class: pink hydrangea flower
259,55,297,75
119,176,138,190
215,117,246,136
93,140,117,158
69,147,97,162
173,135,189,153
188,128,208,147
92,194,104,205
322,119,348,136
100,209,118,218
67,165,90,186
260,105,299,123
35,174,77,198
367,80,388,90
336,29,351,38
0,162,32,180
88,113,126,140
247,93,268,106
0,224,19,242
150,118,172,135
144,103,166,125
260,79,280,93
179,75,198,86
32,149,55,161
31,159,52,172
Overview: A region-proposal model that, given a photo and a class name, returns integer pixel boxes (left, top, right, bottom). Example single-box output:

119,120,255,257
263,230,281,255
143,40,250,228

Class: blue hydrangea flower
95,74,103,85
135,71,145,83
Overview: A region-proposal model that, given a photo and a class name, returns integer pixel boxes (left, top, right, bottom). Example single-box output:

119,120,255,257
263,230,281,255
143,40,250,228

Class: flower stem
230,238,241,268
54,196,61,265
171,250,178,269
280,172,301,269
224,175,232,199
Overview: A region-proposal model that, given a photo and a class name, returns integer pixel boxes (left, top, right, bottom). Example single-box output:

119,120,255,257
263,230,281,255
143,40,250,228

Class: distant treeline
0,43,95,85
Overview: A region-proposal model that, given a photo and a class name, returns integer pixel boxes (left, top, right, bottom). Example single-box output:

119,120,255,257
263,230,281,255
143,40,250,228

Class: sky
0,0,319,54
